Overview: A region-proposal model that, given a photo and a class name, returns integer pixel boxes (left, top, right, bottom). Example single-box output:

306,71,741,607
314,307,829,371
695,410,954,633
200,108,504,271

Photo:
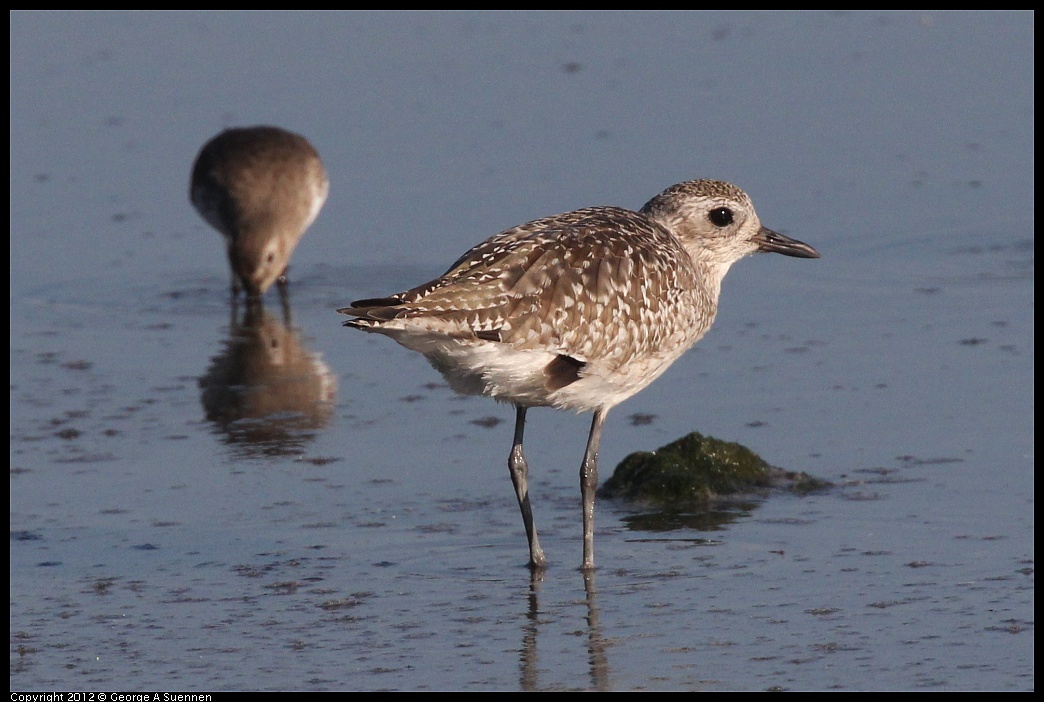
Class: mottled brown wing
342,206,706,368
340,208,610,318
491,212,706,369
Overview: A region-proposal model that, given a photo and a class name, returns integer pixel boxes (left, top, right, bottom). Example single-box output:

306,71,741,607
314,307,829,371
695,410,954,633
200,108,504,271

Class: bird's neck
689,254,735,303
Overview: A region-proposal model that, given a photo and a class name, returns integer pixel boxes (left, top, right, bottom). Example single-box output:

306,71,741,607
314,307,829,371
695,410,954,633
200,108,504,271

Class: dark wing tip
337,295,409,320
345,296,406,309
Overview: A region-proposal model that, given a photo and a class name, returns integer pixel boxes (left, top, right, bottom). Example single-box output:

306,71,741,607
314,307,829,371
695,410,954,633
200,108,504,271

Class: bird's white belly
379,327,691,412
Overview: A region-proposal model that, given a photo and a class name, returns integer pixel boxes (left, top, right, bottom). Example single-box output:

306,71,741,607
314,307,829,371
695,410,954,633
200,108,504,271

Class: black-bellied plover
339,179,819,570
190,126,328,299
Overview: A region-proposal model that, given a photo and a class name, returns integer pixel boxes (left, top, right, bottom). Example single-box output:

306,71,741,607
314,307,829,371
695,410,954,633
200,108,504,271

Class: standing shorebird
339,179,819,569
190,125,329,299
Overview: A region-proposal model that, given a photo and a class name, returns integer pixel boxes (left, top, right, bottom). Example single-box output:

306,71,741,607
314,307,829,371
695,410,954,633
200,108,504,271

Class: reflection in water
620,501,759,533
520,571,610,691
583,571,610,692
519,570,541,691
199,299,337,456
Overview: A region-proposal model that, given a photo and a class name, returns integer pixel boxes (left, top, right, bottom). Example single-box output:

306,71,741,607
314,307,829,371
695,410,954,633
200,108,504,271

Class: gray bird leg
509,406,547,569
580,408,607,570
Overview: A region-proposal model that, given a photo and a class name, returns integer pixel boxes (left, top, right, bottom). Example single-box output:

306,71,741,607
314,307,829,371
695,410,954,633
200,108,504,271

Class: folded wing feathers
340,208,705,365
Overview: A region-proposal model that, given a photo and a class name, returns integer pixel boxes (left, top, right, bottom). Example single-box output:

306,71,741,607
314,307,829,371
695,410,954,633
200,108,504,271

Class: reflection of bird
190,126,328,299
200,303,337,456
340,179,819,569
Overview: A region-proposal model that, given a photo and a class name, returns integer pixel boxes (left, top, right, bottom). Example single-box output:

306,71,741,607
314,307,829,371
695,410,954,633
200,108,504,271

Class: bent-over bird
190,125,328,299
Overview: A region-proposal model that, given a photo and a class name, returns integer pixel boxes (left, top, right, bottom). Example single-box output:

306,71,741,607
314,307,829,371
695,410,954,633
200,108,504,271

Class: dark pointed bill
754,226,820,258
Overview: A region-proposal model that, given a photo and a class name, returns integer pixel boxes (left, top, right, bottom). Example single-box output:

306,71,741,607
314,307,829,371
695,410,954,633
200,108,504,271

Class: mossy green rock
598,431,823,505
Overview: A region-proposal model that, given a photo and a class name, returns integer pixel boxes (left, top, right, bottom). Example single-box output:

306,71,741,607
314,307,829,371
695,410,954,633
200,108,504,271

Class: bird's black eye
709,207,733,227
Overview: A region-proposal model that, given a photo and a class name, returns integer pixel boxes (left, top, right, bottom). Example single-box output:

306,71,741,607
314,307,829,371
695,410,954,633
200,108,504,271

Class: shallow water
10,11,1033,691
